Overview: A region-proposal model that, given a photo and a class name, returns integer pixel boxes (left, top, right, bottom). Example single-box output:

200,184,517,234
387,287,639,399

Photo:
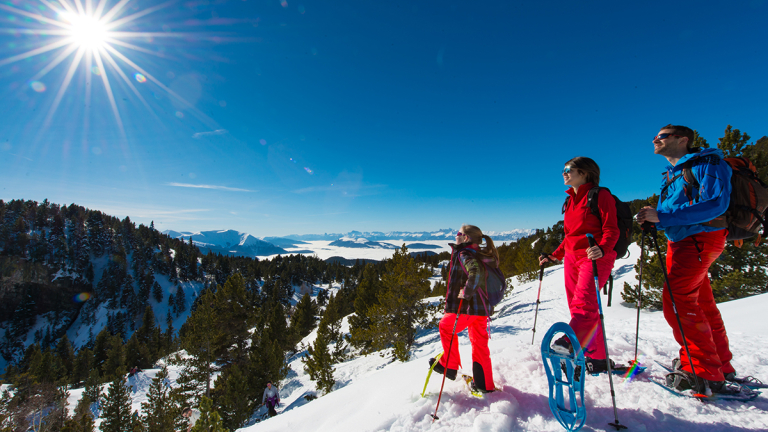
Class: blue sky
0,0,766,237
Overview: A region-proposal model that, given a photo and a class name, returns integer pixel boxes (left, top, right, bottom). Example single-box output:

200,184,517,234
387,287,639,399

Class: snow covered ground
245,243,768,432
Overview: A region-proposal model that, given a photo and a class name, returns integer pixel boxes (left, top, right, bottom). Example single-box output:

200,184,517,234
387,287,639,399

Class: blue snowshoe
541,322,587,432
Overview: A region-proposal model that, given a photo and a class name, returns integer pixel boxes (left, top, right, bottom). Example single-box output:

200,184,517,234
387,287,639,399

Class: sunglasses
456,232,467,237
654,133,683,140
563,166,573,174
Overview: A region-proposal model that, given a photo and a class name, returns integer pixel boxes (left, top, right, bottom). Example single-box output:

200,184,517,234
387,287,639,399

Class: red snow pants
563,252,616,360
438,313,494,391
664,230,734,381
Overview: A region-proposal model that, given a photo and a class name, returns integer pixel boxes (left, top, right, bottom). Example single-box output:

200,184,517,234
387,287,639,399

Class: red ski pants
563,252,616,360
438,313,494,391
664,230,734,381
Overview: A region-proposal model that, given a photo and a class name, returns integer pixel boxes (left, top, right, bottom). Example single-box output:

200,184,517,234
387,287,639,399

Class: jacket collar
565,181,595,201
450,242,479,252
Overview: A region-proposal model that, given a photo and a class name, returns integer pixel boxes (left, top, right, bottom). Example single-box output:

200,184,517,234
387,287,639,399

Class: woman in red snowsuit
540,157,619,373
429,224,500,393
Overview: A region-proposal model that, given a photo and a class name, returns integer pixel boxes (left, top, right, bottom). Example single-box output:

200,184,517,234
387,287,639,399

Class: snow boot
470,379,495,394
585,357,614,374
551,336,573,355
429,357,457,381
664,369,741,396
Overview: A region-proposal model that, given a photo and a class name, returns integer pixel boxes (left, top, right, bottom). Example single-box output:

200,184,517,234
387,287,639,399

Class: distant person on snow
262,381,280,417
429,224,499,394
637,124,736,395
181,406,200,432
539,156,619,373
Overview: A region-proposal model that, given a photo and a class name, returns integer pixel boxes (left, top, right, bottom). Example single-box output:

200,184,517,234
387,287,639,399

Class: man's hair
660,124,695,151
564,156,600,186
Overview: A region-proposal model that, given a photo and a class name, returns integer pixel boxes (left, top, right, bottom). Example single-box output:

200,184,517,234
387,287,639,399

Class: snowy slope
245,243,768,432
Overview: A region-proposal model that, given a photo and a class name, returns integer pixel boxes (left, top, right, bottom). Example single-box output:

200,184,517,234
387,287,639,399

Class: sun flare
0,0,209,135
62,12,110,50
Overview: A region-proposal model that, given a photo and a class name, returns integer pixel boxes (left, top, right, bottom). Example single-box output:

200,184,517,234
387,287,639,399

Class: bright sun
0,0,209,134
62,13,109,49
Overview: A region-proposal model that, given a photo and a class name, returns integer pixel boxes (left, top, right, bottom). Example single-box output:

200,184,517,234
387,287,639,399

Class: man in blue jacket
637,124,736,396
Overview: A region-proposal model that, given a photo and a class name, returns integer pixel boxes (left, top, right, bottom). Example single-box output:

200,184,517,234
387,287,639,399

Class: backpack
671,156,768,247
562,187,633,259
459,249,507,309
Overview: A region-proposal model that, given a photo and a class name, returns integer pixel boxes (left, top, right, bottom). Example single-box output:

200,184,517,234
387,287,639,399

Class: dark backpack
458,249,507,310
668,156,768,246
562,187,633,259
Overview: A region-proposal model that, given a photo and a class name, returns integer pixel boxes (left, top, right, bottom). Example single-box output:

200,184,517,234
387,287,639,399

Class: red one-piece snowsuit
551,182,619,360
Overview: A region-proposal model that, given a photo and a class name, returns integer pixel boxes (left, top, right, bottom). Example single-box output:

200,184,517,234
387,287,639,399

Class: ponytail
481,235,500,268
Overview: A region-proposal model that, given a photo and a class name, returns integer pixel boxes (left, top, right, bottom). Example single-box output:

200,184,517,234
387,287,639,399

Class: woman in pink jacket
539,156,619,373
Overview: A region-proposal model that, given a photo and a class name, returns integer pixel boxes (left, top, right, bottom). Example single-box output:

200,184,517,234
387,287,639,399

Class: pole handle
586,233,597,248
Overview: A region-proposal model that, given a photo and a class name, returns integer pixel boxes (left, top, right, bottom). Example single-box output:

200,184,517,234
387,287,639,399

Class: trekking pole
645,224,701,387
431,299,463,422
633,223,649,364
586,234,626,431
531,257,546,345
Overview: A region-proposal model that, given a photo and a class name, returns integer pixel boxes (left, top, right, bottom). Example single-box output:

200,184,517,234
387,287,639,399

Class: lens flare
134,73,147,83
281,0,289,8
304,167,313,174
73,292,92,303
175,111,184,118
91,66,101,75
259,139,267,145
30,81,46,92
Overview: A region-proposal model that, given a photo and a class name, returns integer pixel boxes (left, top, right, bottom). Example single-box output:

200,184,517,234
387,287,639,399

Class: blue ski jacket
656,148,731,242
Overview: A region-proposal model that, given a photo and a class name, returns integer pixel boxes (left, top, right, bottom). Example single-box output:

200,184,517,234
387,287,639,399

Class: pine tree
53,334,75,383
102,336,125,381
348,264,383,350
178,289,219,402
174,286,186,316
100,374,133,432
301,326,335,395
288,293,316,346
83,368,102,408
317,294,346,362
72,347,94,386
190,396,228,432
61,393,96,431
141,366,181,432
211,363,258,430
153,281,163,303
248,302,290,394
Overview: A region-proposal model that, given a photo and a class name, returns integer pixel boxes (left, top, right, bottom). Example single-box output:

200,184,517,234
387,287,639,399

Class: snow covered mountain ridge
165,228,536,246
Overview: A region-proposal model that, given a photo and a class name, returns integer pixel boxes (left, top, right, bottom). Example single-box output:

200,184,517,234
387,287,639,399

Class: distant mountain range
163,228,535,258
164,230,294,257
283,229,536,242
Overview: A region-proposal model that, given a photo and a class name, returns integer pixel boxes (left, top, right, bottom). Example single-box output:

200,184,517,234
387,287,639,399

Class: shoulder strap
562,196,570,214
586,187,605,220
681,158,698,189
660,172,683,204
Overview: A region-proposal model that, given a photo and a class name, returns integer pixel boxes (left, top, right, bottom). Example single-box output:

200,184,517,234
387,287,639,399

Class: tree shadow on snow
612,263,634,279
494,298,556,320
503,385,767,432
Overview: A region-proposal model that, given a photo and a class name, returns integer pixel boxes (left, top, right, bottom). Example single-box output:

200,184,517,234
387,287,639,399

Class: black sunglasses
654,133,683,140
